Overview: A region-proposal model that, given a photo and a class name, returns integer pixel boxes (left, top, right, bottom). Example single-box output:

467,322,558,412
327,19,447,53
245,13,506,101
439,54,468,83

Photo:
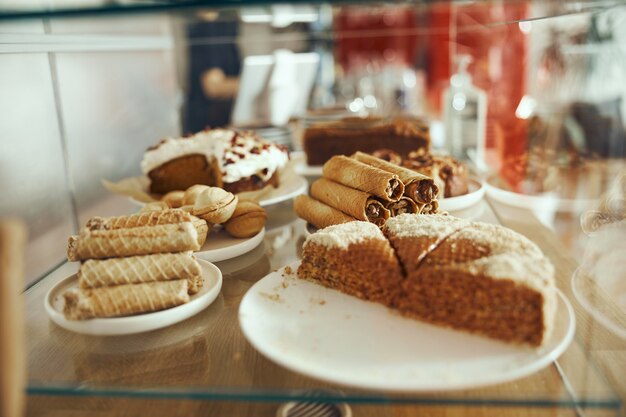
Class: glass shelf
0,0,623,23
4,0,625,413
24,198,621,411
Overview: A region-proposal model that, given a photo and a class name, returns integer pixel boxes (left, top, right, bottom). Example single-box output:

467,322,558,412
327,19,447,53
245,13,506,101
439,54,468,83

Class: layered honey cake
141,128,289,195
297,221,404,306
298,215,557,346
303,117,430,166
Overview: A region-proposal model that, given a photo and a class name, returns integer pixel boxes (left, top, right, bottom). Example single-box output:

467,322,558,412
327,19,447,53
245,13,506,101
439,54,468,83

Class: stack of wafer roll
63,209,205,320
295,154,440,230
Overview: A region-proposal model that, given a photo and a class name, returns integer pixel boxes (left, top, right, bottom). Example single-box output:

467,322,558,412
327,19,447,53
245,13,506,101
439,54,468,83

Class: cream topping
384,213,467,238
141,129,289,184
305,221,383,249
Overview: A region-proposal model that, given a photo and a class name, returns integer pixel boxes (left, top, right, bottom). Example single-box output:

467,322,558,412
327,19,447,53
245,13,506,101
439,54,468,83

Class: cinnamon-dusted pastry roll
67,223,199,261
78,252,203,294
294,195,357,230
63,280,190,320
85,209,192,230
322,156,404,202
310,178,390,227
385,197,419,216
353,151,438,204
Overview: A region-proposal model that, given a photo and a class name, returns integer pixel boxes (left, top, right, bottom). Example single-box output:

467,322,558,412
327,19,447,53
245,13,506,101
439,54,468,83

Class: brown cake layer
148,154,280,195
148,154,214,195
298,238,404,307
223,171,279,194
396,267,545,345
304,117,430,166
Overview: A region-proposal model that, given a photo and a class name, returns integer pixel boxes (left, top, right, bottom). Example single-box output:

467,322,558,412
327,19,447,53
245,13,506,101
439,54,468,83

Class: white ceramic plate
239,262,576,392
127,173,307,208
438,178,485,212
45,260,222,336
195,227,265,263
257,174,308,207
485,174,598,213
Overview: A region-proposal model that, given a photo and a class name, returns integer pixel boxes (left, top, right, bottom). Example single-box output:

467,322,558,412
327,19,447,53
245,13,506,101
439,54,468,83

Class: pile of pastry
375,148,469,198
146,184,267,239
64,209,205,320
295,152,439,229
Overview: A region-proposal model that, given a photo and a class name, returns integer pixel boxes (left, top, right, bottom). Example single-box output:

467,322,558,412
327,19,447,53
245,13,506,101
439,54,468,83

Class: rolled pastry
322,156,404,202
353,151,438,204
67,222,199,261
78,252,203,294
385,197,419,216
294,195,357,230
63,280,190,320
310,178,390,226
420,199,440,215
190,216,209,247
85,209,192,230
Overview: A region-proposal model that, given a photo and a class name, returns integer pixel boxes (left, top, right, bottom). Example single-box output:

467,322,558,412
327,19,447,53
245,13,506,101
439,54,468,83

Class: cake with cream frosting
141,129,289,195
298,214,557,346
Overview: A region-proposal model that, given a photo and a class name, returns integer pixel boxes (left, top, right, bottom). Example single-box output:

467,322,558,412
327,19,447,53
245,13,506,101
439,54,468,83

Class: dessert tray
103,171,308,208
45,260,222,336
195,227,265,263
239,262,576,391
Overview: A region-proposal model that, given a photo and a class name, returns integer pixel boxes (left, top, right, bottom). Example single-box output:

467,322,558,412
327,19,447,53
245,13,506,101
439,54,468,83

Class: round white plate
45,260,222,336
257,174,308,207
438,178,485,212
239,262,575,392
195,227,265,263
485,174,598,213
128,173,307,208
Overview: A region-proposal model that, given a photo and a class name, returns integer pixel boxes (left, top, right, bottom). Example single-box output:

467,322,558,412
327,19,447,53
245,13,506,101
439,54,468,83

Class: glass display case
1,1,624,416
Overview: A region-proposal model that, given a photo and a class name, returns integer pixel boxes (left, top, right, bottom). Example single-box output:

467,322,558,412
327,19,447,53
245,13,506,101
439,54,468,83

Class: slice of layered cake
297,214,557,346
141,129,289,195
298,221,404,306
384,215,556,346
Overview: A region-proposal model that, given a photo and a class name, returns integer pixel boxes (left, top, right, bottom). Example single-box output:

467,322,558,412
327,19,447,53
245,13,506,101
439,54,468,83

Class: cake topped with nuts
142,128,289,195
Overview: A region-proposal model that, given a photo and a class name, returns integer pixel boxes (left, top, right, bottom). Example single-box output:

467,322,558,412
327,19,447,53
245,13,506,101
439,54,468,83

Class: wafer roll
294,195,357,230
78,252,202,294
310,178,390,226
386,197,419,216
353,151,438,204
67,222,199,261
63,280,190,320
322,156,404,202
86,209,192,230
420,200,440,214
